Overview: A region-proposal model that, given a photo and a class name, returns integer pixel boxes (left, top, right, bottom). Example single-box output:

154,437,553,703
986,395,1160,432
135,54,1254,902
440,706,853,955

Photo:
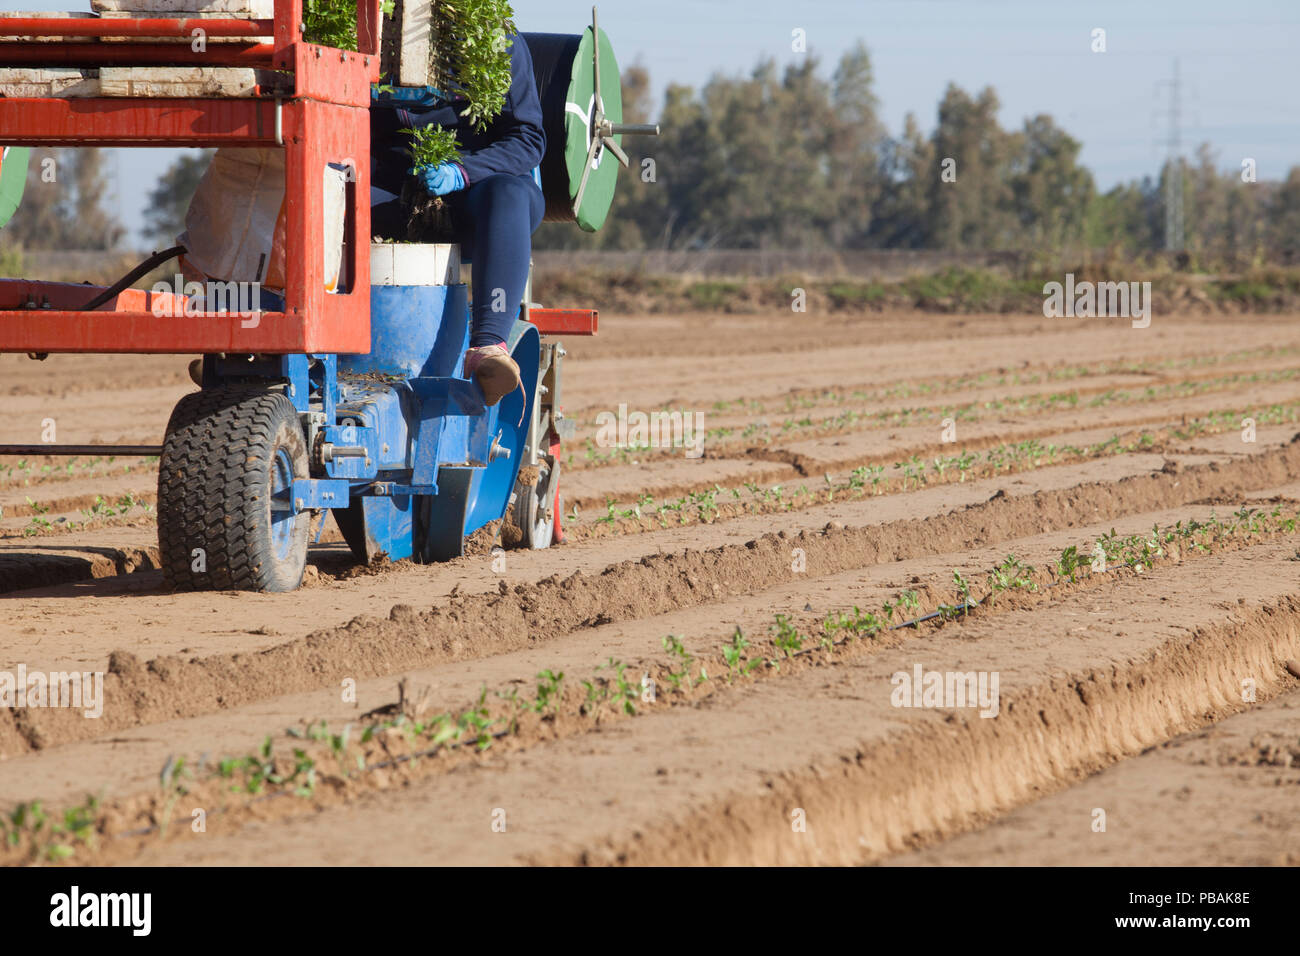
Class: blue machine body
211,278,539,564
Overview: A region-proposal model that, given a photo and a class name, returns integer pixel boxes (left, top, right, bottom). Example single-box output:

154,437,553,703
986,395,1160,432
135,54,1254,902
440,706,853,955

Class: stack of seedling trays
0,1,284,98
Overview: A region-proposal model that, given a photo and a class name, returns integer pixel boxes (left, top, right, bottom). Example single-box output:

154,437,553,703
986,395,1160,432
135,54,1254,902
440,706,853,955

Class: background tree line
0,147,209,258
540,43,1300,263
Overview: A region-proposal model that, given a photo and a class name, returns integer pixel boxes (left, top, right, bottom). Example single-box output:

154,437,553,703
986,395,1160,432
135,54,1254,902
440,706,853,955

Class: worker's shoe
464,343,520,407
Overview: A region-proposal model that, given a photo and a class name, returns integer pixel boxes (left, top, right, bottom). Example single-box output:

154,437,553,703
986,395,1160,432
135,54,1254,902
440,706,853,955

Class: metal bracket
367,482,440,497
278,478,350,513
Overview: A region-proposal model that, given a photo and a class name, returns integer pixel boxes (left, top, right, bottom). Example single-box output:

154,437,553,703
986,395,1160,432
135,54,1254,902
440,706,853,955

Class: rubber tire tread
157,387,309,592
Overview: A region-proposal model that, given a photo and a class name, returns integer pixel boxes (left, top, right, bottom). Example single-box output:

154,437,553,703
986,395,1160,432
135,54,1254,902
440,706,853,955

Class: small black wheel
158,387,311,592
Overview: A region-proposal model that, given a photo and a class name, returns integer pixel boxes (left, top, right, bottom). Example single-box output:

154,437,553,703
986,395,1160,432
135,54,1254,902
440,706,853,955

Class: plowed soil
3,307,1300,866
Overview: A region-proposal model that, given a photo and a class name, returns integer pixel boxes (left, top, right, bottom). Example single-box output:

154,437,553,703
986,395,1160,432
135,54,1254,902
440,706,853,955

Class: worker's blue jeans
449,173,545,348
373,172,545,349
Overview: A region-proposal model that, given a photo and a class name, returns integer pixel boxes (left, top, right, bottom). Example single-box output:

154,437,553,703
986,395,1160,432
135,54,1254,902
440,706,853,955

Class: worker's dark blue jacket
370,32,546,196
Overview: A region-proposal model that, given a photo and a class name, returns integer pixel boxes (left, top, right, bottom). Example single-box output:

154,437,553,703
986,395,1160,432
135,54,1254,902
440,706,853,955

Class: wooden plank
91,0,273,14
380,0,436,87
0,67,99,97
398,0,431,86
98,65,258,96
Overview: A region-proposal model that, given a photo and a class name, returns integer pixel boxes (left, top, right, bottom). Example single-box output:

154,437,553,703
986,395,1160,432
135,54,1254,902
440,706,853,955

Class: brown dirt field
2,307,1300,866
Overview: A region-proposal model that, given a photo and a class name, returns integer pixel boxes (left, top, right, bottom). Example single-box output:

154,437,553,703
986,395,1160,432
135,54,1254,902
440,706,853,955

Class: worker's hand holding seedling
416,163,467,197
405,125,466,197
398,124,465,236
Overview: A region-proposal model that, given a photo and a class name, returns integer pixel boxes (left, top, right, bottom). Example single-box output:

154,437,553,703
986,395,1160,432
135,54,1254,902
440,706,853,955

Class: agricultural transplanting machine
0,1,656,591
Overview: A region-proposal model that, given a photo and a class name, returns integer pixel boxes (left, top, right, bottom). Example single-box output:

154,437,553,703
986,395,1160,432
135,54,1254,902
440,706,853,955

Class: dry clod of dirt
1285,659,1300,679
390,604,419,623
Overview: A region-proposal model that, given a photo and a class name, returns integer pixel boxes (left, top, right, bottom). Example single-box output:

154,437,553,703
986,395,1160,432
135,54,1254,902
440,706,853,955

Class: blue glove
413,162,466,197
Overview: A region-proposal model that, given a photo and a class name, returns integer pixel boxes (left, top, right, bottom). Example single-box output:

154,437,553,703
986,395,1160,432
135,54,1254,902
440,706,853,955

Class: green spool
525,27,623,232
565,27,622,232
0,147,30,230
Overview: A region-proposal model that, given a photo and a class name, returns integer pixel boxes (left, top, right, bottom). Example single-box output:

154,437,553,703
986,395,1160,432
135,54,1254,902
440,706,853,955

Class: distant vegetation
535,45,1300,266
532,262,1300,316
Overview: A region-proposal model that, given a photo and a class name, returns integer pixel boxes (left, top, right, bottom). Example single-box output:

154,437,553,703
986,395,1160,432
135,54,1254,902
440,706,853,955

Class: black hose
80,244,187,312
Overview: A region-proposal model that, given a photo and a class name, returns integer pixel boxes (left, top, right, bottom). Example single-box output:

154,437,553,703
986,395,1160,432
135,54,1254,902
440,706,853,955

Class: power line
1160,58,1184,251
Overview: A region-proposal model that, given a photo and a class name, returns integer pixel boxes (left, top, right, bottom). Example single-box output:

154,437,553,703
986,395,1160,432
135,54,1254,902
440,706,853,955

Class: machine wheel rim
269,445,298,561
526,457,558,548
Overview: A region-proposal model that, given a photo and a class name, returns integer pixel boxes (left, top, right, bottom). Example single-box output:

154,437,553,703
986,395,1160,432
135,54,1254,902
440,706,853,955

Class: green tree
143,150,214,248
0,148,123,252
871,113,934,248
1085,178,1161,255
828,41,884,248
1008,114,1094,252
1269,166,1300,257
927,84,1018,250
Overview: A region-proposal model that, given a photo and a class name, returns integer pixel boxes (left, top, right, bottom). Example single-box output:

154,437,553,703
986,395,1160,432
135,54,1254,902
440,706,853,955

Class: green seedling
403,124,462,169
986,554,1037,602
1055,545,1083,582
534,669,564,716
771,614,803,658
951,571,973,617
661,634,694,690
722,627,757,678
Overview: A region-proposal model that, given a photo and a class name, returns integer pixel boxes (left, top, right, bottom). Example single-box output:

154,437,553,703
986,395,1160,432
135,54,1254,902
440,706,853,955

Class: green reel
0,147,30,229
525,7,659,232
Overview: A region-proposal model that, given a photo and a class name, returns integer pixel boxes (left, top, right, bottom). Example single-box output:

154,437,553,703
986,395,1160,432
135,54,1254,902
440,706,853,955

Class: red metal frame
529,308,599,336
0,18,274,38
0,43,274,67
0,0,382,355
0,280,182,313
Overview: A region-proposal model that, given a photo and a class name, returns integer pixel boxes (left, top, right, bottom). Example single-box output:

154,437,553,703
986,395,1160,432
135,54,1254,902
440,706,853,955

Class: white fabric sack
181,147,347,294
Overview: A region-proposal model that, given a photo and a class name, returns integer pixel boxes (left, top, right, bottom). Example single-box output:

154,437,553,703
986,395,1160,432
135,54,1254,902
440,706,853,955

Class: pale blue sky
8,0,1299,246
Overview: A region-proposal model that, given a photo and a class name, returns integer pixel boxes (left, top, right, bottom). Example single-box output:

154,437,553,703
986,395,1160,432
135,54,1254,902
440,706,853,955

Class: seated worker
370,31,546,407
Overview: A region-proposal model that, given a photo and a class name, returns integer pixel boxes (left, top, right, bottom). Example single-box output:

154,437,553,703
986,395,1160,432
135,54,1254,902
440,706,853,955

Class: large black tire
158,388,311,592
